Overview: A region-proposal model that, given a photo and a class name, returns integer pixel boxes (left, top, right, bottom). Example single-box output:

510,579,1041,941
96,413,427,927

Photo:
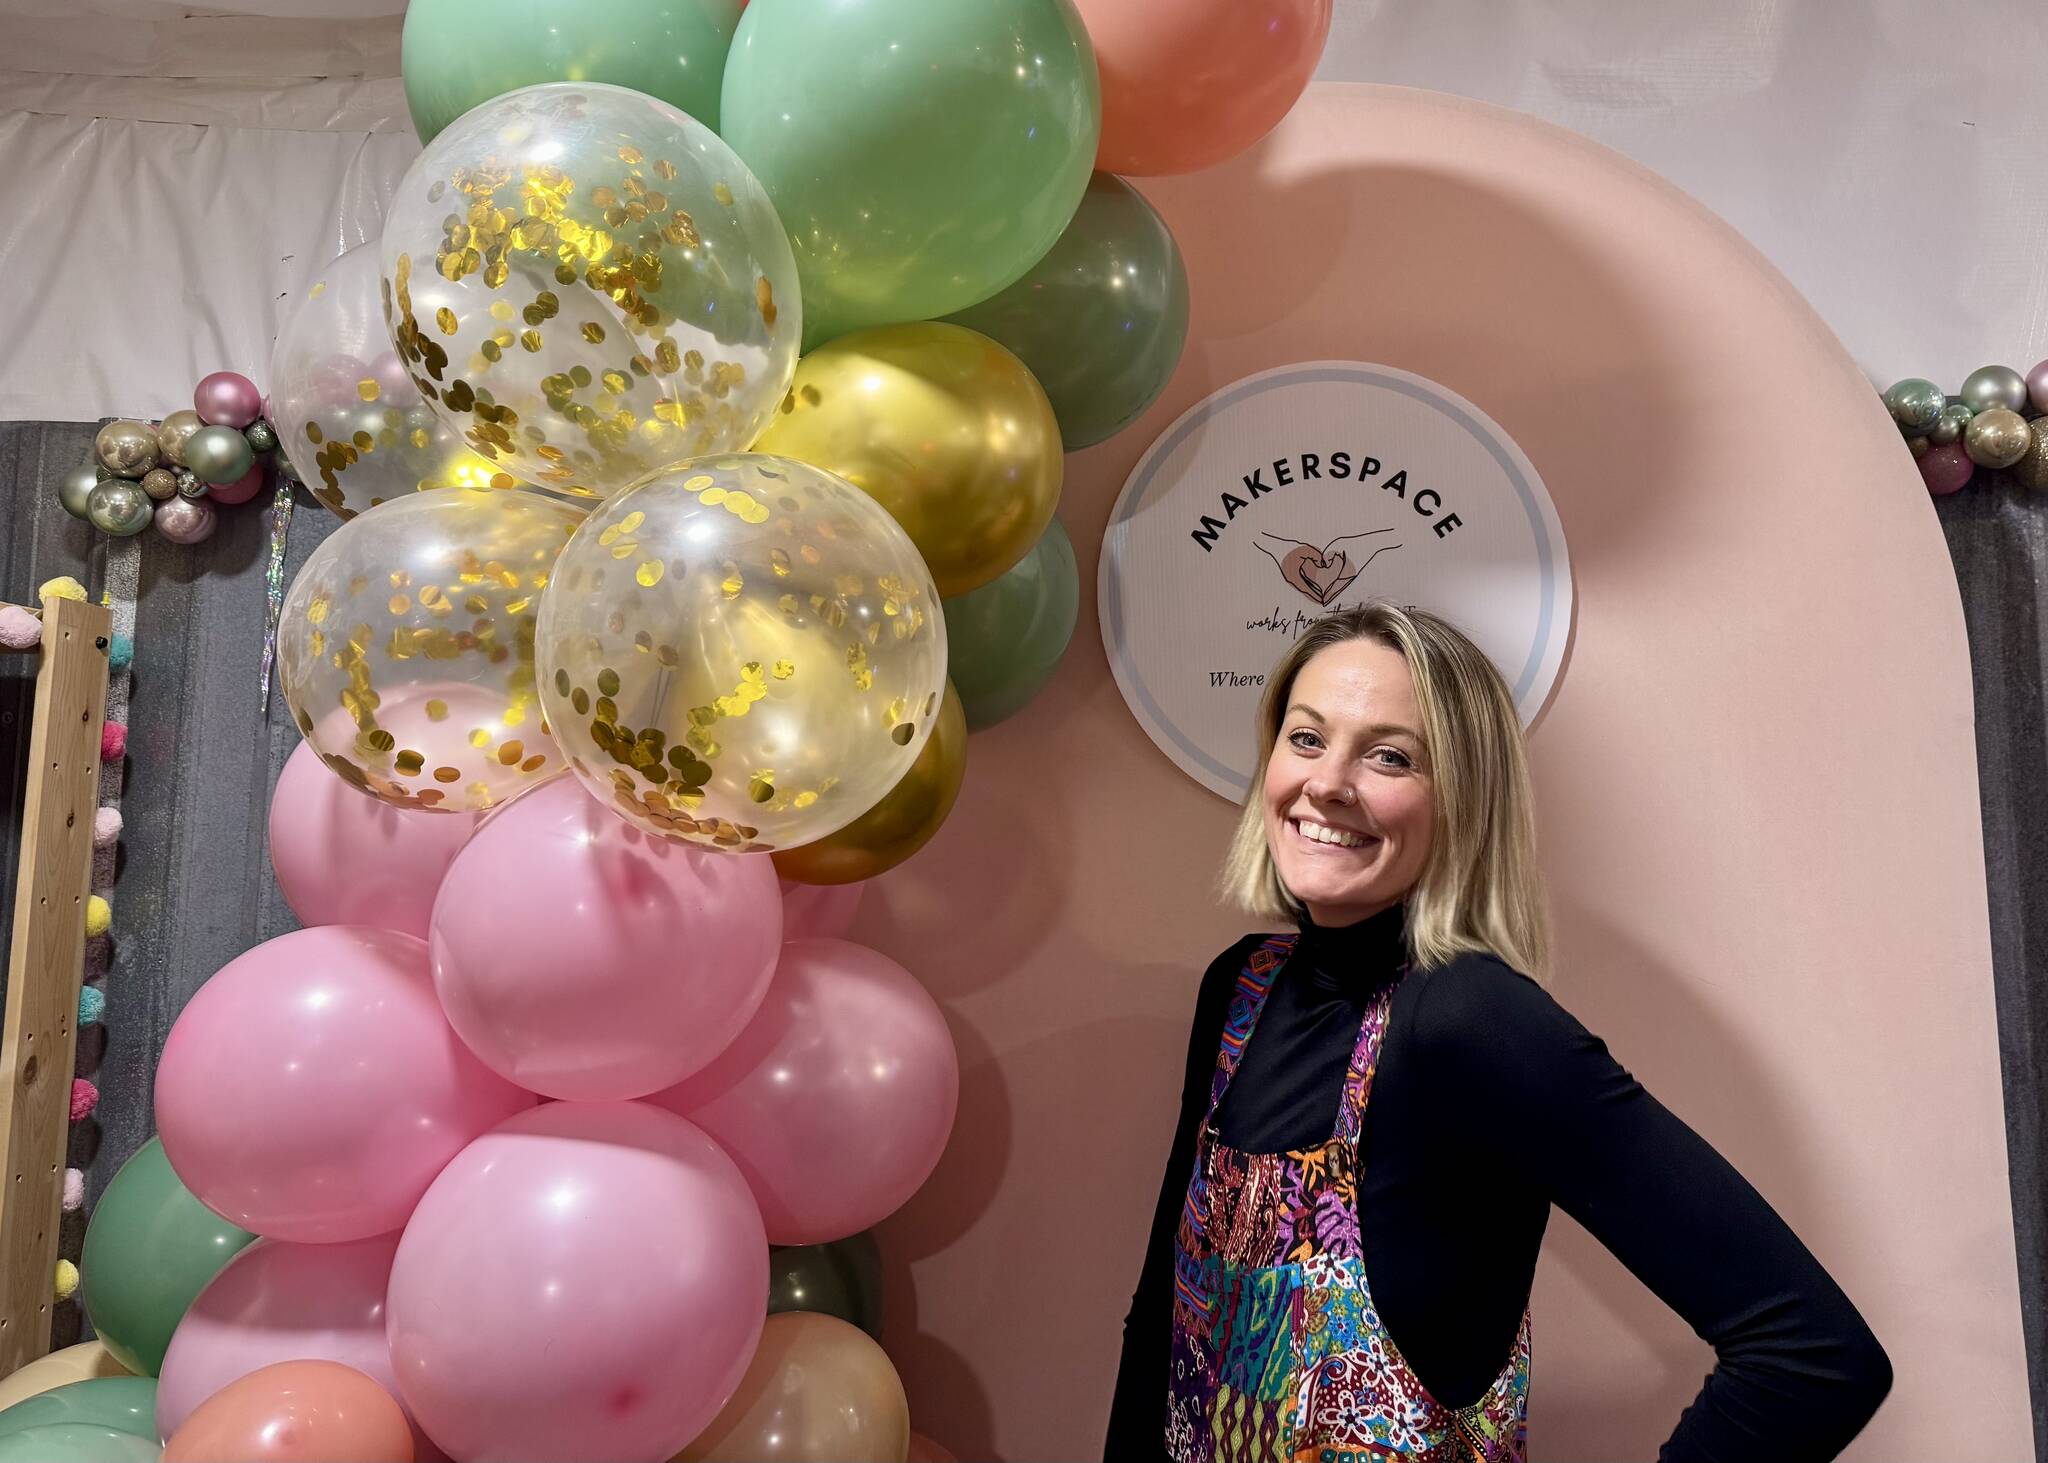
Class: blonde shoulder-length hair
1219,601,1552,983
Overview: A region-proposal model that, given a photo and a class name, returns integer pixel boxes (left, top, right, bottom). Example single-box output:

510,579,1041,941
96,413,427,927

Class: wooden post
0,596,111,1374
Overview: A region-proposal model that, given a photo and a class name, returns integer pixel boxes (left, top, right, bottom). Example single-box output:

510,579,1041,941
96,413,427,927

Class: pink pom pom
0,605,39,651
100,722,127,761
70,1079,98,1122
93,806,122,849
62,1169,85,1212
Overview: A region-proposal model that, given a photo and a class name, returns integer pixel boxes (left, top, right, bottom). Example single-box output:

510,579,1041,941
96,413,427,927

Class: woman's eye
1288,729,1322,750
1372,747,1412,769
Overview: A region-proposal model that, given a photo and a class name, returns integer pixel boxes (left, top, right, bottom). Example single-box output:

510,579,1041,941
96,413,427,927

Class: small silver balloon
1883,378,1945,433
57,462,100,520
1929,399,1975,445
158,409,203,467
1965,408,2031,469
153,495,218,545
1959,365,2028,416
176,469,209,500
185,424,255,485
95,419,161,477
87,478,154,536
141,467,180,501
243,419,279,454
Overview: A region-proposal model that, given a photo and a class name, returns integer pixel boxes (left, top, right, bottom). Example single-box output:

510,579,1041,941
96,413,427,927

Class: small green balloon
403,0,742,143
722,0,1100,346
242,418,279,454
86,480,153,538
183,425,254,486
57,463,100,521
941,517,1079,729
767,1231,884,1340
81,1138,256,1377
1929,399,1975,445
1882,378,1945,433
946,173,1189,450
0,1423,157,1462
0,1379,157,1443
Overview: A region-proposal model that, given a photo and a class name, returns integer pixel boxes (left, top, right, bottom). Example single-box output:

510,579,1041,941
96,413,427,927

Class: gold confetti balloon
278,486,587,812
379,82,801,500
536,454,947,851
272,242,516,519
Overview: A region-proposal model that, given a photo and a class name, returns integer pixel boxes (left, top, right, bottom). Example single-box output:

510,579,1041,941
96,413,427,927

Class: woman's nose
1305,776,1355,806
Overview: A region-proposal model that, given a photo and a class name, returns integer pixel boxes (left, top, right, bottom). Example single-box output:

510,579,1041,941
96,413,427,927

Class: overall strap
1207,934,1298,1117
1333,967,1406,1147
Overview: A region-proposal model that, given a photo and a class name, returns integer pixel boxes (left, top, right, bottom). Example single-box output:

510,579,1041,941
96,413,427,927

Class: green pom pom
108,632,134,672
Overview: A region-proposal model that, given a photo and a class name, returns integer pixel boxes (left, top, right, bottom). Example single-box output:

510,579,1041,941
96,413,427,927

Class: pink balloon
195,370,264,428
206,461,267,505
429,777,782,1101
1920,442,1975,496
1076,0,1333,175
270,740,480,940
155,926,534,1242
654,939,959,1245
778,879,865,941
158,1233,445,1461
387,1101,766,1463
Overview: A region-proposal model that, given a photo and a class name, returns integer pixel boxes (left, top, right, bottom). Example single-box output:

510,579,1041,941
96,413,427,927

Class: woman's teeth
1296,819,1369,849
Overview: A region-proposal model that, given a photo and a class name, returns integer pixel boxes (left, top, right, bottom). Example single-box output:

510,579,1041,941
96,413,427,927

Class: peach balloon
674,1313,907,1463
162,1360,413,1463
1075,0,1332,175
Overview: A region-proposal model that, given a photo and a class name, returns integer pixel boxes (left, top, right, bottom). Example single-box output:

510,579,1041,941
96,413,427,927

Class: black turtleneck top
1105,907,1893,1462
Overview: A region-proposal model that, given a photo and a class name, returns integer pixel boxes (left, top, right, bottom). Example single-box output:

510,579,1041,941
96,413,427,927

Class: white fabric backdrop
1,0,2044,423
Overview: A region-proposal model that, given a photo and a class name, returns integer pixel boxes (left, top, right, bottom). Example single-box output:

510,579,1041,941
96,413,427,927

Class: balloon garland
1885,360,2048,496
56,373,282,544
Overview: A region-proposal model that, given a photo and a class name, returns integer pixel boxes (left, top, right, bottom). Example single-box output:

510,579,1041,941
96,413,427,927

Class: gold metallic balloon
536,454,948,852
2010,419,2048,492
95,419,160,477
157,410,203,468
773,682,965,885
751,322,1063,598
278,487,585,812
673,1313,909,1463
1965,407,2031,469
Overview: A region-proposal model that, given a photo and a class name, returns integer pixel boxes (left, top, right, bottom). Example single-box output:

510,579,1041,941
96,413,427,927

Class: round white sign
1099,361,1573,801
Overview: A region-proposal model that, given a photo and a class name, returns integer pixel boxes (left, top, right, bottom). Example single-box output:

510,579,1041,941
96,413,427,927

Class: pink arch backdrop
847,84,2029,1460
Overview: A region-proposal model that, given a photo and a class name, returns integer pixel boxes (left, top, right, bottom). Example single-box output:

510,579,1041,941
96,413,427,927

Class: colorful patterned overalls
1165,935,1531,1462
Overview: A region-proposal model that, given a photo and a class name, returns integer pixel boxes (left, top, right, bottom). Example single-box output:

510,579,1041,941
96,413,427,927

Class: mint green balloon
80,1138,255,1377
402,0,743,143
722,0,1100,346
0,1424,157,1462
946,173,1188,449
0,1380,156,1443
941,517,1078,729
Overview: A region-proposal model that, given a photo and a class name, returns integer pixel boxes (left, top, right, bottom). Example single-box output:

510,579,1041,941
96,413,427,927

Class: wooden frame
0,596,111,1374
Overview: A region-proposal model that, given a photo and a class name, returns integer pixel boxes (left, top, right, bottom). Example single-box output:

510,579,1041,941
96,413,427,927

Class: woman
1106,603,1892,1462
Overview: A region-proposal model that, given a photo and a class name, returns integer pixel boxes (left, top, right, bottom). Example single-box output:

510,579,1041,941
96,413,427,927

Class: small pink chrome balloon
155,925,533,1242
1920,441,1975,496
387,1101,767,1463
2028,358,2048,416
270,739,481,940
780,880,865,941
154,496,217,545
157,1233,443,1459
195,370,264,429
207,461,267,505
655,939,959,1245
429,777,782,1101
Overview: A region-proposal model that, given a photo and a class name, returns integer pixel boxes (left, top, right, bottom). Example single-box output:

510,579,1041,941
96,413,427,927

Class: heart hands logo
1254,530,1401,605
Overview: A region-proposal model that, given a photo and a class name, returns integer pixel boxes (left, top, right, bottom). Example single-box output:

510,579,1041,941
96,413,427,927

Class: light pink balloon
654,939,959,1245
155,926,534,1242
206,462,267,505
270,740,480,940
157,1233,446,1461
429,777,782,1101
779,879,865,941
387,1101,767,1463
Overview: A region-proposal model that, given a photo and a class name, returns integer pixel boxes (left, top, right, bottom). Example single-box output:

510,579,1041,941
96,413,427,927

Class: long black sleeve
1104,938,1254,1462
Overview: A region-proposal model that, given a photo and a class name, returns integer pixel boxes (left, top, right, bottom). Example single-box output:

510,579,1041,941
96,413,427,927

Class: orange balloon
162,1359,413,1463
906,1431,959,1462
1074,0,1333,175
674,1312,907,1462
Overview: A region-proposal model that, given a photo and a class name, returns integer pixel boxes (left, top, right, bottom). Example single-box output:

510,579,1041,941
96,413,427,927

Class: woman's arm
1414,955,1893,1462
1103,938,1254,1463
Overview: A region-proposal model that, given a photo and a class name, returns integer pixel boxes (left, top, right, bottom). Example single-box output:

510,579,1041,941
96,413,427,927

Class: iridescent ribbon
258,473,295,717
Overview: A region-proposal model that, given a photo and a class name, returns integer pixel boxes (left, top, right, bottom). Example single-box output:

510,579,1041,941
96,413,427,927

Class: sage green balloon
941,517,1078,729
57,463,100,521
402,0,743,144
0,1424,157,1462
0,1379,157,1443
80,1138,256,1377
767,1231,883,1341
182,425,253,487
946,173,1189,450
722,0,1099,346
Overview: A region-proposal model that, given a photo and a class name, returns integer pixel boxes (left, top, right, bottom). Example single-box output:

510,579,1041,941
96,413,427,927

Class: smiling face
1261,637,1435,927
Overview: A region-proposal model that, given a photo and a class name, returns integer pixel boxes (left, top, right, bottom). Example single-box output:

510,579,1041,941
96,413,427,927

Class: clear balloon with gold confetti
378,82,801,499
270,242,518,518
278,486,587,812
536,454,947,851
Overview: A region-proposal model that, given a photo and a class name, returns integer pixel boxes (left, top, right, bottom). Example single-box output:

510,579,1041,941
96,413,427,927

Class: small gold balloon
2009,420,2048,492
752,322,1063,598
157,409,204,467
95,419,161,477
674,1313,909,1463
1964,408,2031,469
773,682,966,885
